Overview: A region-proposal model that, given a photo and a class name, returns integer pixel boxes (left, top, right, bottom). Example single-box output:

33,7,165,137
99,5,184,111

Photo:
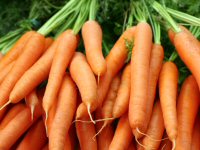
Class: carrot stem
89,0,98,21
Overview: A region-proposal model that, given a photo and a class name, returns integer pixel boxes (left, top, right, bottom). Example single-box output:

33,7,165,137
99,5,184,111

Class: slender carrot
138,101,165,150
43,30,77,123
70,52,97,122
0,31,35,71
129,22,152,139
191,113,200,150
109,113,133,150
76,115,97,150
49,74,77,150
82,20,106,76
0,61,15,84
176,75,200,150
0,32,45,109
159,61,178,147
44,37,54,50
76,27,135,119
16,119,47,150
113,64,130,118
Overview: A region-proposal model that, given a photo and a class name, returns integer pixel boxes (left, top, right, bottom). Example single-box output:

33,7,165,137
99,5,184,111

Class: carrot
16,119,47,150
0,32,45,109
0,60,15,84
9,34,61,104
159,61,178,147
49,73,77,150
76,115,97,150
70,52,97,122
0,31,35,71
129,22,152,139
113,63,130,118
0,103,25,129
176,75,200,150
138,101,165,150
25,89,39,120
191,113,200,150
109,113,133,150
82,20,106,77
76,27,135,119
44,37,54,50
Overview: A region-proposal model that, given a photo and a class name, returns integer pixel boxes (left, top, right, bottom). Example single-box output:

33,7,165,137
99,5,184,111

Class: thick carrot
0,31,35,71
76,115,97,150
0,61,15,84
113,64,130,118
129,22,152,138
44,37,54,50
176,75,200,150
0,32,45,108
144,43,164,131
76,27,135,118
16,119,47,150
159,61,178,146
70,52,97,122
191,113,200,150
109,113,133,150
43,30,77,121
82,20,106,76
0,103,25,129
49,74,77,150
138,101,165,150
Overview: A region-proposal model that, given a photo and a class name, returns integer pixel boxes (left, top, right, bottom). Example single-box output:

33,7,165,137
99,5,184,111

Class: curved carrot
191,113,200,150
113,63,130,118
43,30,77,122
109,113,133,150
0,31,35,71
0,32,45,108
176,75,200,150
76,115,97,150
44,37,54,50
16,119,47,150
76,27,135,118
129,22,152,138
0,61,15,84
159,61,178,146
49,74,77,150
70,52,97,122
82,20,106,76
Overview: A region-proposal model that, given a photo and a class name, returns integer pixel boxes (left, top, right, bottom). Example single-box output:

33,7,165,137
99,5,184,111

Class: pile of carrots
0,0,200,150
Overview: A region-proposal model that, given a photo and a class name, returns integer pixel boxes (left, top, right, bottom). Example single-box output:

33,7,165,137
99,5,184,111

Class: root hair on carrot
0,100,11,111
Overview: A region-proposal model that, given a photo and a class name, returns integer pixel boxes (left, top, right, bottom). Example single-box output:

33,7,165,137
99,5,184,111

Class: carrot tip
97,73,100,85
0,100,11,111
172,139,176,150
87,105,95,124
30,105,35,121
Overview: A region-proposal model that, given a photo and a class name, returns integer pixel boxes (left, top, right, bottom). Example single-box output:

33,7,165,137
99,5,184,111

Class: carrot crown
89,0,98,21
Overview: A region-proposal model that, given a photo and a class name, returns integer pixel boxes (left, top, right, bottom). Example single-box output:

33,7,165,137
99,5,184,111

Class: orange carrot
0,32,45,108
16,119,47,150
44,37,54,50
76,27,135,119
76,115,97,150
70,52,97,122
49,74,77,150
82,20,106,76
159,61,178,147
176,75,200,150
138,101,165,150
0,31,35,71
109,113,133,150
43,30,77,122
113,64,130,118
191,113,200,150
0,61,15,84
129,22,152,138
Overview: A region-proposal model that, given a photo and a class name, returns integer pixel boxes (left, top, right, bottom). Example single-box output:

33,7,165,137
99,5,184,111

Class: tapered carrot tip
172,139,176,150
30,105,35,121
87,105,96,124
0,100,11,111
97,73,100,85
45,111,49,137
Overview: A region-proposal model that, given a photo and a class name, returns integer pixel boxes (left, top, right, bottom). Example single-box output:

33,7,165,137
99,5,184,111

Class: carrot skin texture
129,22,152,138
43,30,77,115
144,44,164,131
76,116,97,150
49,74,77,150
0,32,45,107
159,62,179,141
16,119,47,150
191,113,200,150
176,75,200,150
109,113,133,150
0,31,35,71
82,20,106,76
113,64,131,118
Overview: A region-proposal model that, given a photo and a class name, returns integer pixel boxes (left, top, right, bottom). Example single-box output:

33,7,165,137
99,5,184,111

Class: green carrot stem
89,0,98,20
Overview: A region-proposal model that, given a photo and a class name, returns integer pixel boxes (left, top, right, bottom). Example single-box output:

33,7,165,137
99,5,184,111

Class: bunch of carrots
0,0,200,150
